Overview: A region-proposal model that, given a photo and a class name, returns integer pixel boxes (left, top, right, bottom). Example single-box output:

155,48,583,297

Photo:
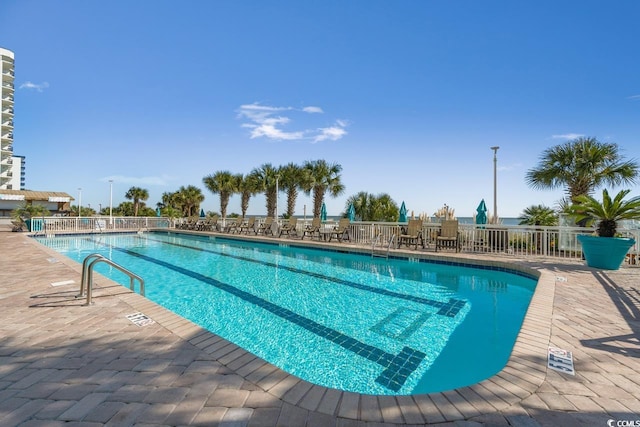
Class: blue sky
1,1,639,218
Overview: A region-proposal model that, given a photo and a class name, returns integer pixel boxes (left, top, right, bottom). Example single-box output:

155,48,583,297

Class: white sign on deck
126,312,155,327
548,347,575,375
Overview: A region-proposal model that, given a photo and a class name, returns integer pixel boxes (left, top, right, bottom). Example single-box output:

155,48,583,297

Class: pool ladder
372,233,395,259
77,253,145,306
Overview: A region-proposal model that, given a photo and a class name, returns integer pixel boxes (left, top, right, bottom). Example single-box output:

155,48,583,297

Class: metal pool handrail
78,253,145,306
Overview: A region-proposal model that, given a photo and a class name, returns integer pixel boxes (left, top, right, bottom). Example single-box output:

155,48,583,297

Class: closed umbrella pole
399,201,407,222
348,203,356,221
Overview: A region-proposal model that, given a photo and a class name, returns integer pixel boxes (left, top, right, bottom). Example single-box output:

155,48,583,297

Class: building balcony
1,121,13,129
1,132,14,140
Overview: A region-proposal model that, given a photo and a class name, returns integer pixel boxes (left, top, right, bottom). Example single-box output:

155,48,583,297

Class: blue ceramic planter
577,234,636,270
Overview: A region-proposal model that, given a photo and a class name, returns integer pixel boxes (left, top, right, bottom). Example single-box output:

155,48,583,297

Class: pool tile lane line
7,229,640,426
138,234,467,318
96,239,427,392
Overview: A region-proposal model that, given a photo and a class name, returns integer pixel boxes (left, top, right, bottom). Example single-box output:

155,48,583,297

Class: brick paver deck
1,227,639,426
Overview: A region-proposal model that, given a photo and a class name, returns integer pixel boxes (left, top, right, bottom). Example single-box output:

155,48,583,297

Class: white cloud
551,133,584,140
19,81,49,92
628,95,640,100
237,103,348,143
312,122,348,143
303,106,323,114
101,174,175,186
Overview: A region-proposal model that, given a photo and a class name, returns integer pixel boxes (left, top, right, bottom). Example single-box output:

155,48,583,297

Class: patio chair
302,217,321,240
224,218,241,233
397,219,424,250
201,215,219,232
182,216,199,230
256,217,274,236
435,220,460,252
239,217,256,234
328,218,351,242
278,217,298,238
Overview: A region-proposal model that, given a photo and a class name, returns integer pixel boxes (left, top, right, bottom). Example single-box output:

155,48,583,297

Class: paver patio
1,226,638,426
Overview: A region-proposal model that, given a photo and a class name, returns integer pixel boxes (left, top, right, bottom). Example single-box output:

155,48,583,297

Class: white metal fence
28,216,172,234
27,216,640,266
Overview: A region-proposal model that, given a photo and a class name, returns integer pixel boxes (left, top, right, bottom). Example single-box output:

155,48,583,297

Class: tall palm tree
251,163,279,217
279,162,304,218
302,159,345,217
124,186,149,217
518,205,558,226
526,137,639,203
203,171,237,218
177,185,205,217
237,173,261,218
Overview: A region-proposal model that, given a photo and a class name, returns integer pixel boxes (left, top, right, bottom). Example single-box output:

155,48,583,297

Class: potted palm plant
569,189,640,270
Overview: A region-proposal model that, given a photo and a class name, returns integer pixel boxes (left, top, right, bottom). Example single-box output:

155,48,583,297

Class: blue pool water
36,232,537,395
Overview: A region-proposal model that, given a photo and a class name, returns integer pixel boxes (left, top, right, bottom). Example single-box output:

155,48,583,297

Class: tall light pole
77,187,82,217
109,179,113,226
490,146,499,223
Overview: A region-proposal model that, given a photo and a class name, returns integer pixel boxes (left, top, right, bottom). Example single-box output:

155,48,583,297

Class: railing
29,216,172,234
78,253,144,305
32,216,640,266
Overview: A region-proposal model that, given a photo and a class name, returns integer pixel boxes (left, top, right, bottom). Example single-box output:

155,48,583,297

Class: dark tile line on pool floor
88,237,429,392
132,234,467,318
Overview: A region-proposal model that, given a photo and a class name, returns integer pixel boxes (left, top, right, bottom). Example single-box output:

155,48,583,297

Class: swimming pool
36,232,537,395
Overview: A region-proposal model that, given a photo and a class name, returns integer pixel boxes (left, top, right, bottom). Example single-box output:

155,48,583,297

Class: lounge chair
397,219,424,250
328,218,351,242
181,216,199,230
278,217,298,238
224,218,241,233
200,215,219,232
256,217,274,235
239,217,256,234
302,217,321,240
435,220,460,252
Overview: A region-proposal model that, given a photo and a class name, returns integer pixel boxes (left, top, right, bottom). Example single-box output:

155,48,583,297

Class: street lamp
490,146,499,223
77,188,82,217
109,180,113,226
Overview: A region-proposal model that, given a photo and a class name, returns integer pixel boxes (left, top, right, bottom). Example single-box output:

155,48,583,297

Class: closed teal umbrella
200,208,206,218
320,202,327,222
399,201,407,222
476,199,487,225
347,203,356,221
156,207,161,217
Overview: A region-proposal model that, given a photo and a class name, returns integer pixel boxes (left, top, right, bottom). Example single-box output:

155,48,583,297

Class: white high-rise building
1,47,16,190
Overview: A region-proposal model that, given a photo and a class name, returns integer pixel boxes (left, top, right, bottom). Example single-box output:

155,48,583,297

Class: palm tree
302,159,345,217
345,191,371,221
177,185,205,217
11,202,50,219
344,192,398,221
203,171,237,219
518,205,558,226
124,187,149,217
237,173,261,218
526,137,639,203
251,163,279,217
279,162,304,218
569,189,640,237
369,193,399,222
